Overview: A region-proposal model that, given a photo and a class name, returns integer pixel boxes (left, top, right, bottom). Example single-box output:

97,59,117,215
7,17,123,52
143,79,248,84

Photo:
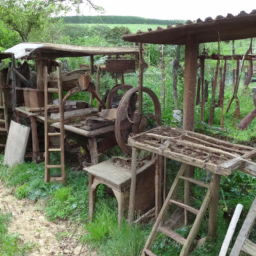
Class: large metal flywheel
115,86,161,155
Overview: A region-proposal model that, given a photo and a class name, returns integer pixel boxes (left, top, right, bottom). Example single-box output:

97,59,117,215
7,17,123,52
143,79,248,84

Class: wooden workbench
127,126,256,230
15,106,115,165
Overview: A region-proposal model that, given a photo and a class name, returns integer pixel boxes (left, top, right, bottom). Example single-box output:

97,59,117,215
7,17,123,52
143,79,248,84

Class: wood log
238,108,256,130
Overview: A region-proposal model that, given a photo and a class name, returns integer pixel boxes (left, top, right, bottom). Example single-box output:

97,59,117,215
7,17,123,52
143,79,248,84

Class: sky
80,0,256,21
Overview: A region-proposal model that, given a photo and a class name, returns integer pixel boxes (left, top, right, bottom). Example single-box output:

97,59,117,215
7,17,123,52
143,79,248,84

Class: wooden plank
219,204,243,256
52,122,114,137
143,164,187,250
179,176,209,188
169,199,199,215
230,197,256,256
159,226,186,245
181,187,212,256
50,108,98,120
143,249,157,256
242,238,256,255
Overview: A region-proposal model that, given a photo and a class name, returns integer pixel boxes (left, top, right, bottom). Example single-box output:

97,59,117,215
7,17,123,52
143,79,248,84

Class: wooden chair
84,157,155,227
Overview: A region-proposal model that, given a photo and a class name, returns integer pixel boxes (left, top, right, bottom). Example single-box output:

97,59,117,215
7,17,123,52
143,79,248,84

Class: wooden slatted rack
127,126,256,256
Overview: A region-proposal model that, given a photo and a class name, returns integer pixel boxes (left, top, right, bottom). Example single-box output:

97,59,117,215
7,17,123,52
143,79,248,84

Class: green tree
0,0,103,42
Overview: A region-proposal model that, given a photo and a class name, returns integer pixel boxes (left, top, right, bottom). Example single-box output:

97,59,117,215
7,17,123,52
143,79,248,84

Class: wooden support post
207,174,221,239
155,155,162,216
44,66,50,183
88,137,98,223
36,58,47,91
128,147,137,224
11,55,17,113
30,116,39,163
96,65,100,108
88,137,98,165
183,35,198,225
200,57,205,121
90,56,94,74
138,43,143,115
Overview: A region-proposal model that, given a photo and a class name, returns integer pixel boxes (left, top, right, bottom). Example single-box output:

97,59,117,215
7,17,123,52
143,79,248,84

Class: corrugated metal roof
5,43,139,59
122,10,256,45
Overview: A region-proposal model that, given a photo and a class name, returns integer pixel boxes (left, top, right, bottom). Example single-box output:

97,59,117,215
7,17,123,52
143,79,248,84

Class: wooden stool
84,157,155,227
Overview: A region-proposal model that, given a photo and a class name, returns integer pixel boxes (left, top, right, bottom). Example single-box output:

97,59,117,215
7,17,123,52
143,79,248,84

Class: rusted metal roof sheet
122,10,256,45
5,43,139,59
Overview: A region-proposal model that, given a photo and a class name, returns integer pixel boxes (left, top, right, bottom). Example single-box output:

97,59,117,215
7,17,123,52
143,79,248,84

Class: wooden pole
30,116,39,163
183,35,198,225
11,55,16,113
128,147,137,224
96,65,100,108
200,57,205,121
161,45,165,109
138,43,143,115
183,35,198,131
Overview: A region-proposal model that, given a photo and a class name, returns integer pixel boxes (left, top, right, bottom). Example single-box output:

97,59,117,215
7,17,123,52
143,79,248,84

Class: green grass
0,210,34,256
67,23,170,34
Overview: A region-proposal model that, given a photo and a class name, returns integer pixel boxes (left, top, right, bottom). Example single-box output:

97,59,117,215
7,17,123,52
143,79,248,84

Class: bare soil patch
0,182,96,256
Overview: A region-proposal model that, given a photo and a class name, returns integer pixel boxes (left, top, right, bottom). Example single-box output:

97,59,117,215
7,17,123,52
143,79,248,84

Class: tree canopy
0,0,104,42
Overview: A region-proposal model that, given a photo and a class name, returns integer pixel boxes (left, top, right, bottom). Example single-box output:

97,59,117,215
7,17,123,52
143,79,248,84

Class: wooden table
15,106,115,165
127,126,256,236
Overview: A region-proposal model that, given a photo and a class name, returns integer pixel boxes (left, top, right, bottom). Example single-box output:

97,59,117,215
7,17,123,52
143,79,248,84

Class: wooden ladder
44,65,66,183
142,163,213,256
0,88,9,149
229,197,256,256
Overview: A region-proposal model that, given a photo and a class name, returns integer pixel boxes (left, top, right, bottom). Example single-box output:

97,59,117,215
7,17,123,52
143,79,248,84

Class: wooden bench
84,157,155,227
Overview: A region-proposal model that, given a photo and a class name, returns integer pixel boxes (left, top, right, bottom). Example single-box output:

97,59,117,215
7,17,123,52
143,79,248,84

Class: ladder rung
46,118,59,123
169,199,199,215
159,226,186,245
143,249,157,256
48,133,61,136
46,165,62,168
48,148,61,152
0,127,7,131
0,144,5,147
49,176,65,182
179,176,210,188
0,106,4,109
0,119,5,123
47,88,59,93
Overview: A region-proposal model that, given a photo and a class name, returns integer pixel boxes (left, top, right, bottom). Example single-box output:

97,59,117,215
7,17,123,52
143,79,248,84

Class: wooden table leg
207,174,221,239
155,154,162,216
113,190,125,228
88,137,98,223
88,137,98,165
30,116,39,163
128,147,137,224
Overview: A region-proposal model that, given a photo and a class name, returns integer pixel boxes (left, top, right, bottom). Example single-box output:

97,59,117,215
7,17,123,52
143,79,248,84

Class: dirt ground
0,182,97,256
